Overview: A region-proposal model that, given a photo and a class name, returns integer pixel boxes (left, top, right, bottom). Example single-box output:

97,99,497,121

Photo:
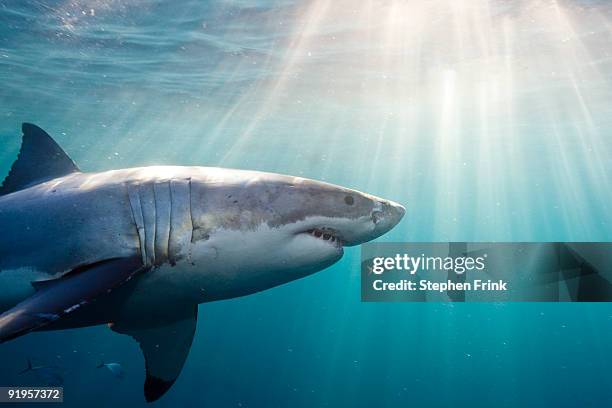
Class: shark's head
187,169,405,299
265,176,405,247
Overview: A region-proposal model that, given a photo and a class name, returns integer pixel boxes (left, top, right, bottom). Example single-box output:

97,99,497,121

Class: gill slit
188,178,194,244
167,181,173,264
126,183,147,266
151,183,158,265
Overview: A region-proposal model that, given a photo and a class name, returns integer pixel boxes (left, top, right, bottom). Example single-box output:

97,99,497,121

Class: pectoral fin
111,305,198,402
0,256,145,343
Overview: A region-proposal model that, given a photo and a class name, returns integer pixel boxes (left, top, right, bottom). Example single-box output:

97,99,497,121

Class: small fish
19,358,56,374
97,361,124,379
18,359,63,386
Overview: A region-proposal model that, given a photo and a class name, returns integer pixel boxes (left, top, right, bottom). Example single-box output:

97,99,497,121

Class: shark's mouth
305,228,344,247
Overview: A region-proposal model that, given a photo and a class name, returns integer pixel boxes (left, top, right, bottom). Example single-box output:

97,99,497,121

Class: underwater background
1,0,612,406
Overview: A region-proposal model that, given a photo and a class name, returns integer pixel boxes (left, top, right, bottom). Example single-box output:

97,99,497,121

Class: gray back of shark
0,123,405,402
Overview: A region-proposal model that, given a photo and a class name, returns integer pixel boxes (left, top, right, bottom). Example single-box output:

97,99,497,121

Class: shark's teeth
306,228,342,245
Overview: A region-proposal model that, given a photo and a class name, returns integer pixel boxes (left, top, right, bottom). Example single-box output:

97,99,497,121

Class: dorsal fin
0,123,80,196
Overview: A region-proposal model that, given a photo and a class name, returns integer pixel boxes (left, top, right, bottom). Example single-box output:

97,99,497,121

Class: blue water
1,0,612,406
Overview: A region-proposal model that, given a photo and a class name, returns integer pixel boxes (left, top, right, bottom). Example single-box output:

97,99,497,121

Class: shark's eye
344,195,354,205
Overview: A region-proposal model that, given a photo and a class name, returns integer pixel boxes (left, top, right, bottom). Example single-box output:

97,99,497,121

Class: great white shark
0,123,405,401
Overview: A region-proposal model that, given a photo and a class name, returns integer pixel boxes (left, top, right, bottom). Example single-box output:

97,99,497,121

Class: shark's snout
373,199,405,233
338,196,405,247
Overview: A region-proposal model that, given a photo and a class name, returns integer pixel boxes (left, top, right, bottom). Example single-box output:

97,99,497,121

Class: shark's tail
96,361,105,369
18,359,32,375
